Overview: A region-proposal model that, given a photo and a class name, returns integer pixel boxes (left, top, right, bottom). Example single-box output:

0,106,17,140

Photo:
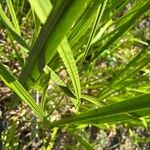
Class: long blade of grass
69,0,101,48
82,0,108,62
77,109,150,125
91,19,113,45
81,94,105,107
0,64,45,119
43,108,150,128
0,4,30,51
0,4,15,31
126,86,150,94
58,38,81,104
46,127,58,150
50,94,150,126
6,0,20,34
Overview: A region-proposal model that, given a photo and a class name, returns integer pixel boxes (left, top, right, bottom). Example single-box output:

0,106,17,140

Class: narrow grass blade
43,109,150,129
30,9,41,46
91,19,113,45
40,88,47,110
69,0,101,48
0,64,45,119
93,0,130,44
50,94,150,126
81,94,105,107
6,0,20,34
0,4,15,32
78,108,150,125
126,86,150,94
0,4,30,51
58,38,81,103
28,0,52,24
20,0,26,16
46,128,58,150
82,0,108,62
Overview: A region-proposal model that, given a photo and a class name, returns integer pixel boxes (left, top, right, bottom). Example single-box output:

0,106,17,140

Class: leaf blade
0,64,45,119
58,38,81,103
50,94,150,126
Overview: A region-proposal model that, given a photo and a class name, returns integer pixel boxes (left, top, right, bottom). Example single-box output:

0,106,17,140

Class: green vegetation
0,0,150,149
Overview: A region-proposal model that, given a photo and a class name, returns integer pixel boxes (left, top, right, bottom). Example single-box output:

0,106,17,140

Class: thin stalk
82,0,108,62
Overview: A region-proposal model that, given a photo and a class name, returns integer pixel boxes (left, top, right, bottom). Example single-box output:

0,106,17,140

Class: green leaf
28,0,52,24
6,0,20,34
0,64,45,119
81,109,150,125
91,19,112,45
82,0,108,62
58,38,81,103
81,94,105,107
0,3,30,51
50,94,150,126
69,0,101,48
47,128,58,149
